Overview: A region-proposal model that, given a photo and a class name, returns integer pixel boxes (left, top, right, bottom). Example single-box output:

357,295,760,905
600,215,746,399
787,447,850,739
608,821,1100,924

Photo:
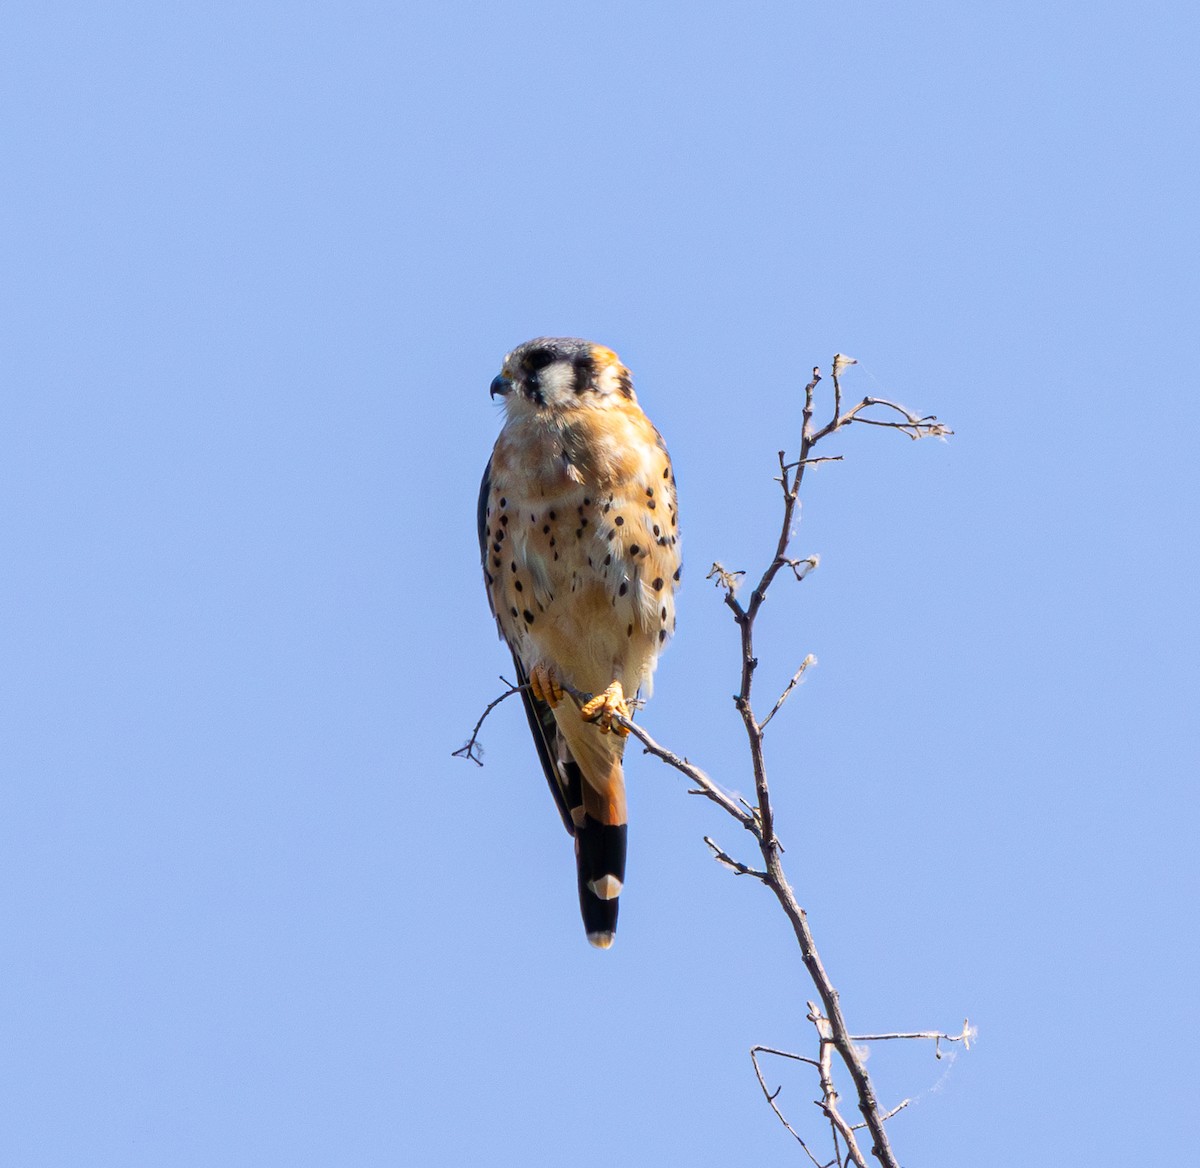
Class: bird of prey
479,337,680,948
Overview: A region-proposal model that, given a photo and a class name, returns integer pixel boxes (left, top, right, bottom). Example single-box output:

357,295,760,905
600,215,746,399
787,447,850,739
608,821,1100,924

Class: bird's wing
478,456,580,836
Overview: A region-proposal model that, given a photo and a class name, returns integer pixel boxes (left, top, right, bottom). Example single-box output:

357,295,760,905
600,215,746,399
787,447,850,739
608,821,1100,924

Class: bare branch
704,836,768,881
852,1100,911,1130
849,1020,974,1059
611,712,759,833
783,455,844,470
760,655,818,731
451,677,522,765
831,353,857,426
750,1046,827,1167
810,1005,871,1168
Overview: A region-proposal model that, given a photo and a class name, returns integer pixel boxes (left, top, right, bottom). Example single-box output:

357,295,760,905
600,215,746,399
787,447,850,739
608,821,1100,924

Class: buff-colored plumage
479,337,680,947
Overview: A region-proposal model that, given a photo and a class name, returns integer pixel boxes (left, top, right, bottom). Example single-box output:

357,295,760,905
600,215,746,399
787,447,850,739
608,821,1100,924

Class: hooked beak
489,374,513,399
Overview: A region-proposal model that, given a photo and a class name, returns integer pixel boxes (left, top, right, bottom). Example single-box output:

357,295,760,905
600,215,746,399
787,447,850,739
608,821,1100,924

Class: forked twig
450,676,522,765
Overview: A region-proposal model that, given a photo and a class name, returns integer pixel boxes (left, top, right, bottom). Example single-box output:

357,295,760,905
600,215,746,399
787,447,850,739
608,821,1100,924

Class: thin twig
852,1100,911,1130
850,1021,974,1059
760,655,817,732
810,1004,870,1168
612,713,758,833
704,836,768,880
450,677,522,765
750,1046,826,1167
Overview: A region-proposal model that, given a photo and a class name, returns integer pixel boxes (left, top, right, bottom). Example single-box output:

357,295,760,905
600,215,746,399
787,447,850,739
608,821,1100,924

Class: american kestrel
478,337,681,948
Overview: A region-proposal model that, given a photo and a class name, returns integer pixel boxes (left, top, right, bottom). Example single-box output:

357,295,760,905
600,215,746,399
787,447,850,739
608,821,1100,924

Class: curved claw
580,681,631,737
529,663,564,708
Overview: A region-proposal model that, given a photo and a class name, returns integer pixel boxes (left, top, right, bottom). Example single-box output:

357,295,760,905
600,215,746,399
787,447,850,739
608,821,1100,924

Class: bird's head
489,337,635,414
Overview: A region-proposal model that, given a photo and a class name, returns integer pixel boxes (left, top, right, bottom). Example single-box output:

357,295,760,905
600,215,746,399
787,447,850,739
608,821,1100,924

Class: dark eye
523,348,555,373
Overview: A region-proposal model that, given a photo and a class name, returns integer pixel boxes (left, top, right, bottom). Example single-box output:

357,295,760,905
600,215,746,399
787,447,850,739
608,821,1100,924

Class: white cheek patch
595,364,622,397
539,361,578,405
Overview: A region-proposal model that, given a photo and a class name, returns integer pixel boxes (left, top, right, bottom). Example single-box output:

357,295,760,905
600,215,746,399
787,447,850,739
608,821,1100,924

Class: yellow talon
580,681,631,736
529,663,563,708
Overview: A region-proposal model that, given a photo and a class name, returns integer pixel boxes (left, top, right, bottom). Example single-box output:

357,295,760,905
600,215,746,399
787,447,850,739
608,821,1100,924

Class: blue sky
3,2,1197,1164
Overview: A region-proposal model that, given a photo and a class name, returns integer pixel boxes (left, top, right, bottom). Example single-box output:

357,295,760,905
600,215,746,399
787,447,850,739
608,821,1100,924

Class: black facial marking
658,629,666,642
619,582,628,596
673,567,681,581
614,516,624,527
630,545,641,556
572,354,595,394
523,347,555,373
543,524,550,533
647,499,656,509
514,580,523,592
653,577,663,590
523,610,535,624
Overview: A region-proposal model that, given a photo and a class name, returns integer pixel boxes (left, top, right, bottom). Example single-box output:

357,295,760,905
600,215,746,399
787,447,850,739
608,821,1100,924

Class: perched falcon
479,337,681,948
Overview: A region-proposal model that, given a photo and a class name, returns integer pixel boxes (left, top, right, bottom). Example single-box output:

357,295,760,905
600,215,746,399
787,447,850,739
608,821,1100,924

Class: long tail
575,812,627,949
557,712,629,949
511,656,629,947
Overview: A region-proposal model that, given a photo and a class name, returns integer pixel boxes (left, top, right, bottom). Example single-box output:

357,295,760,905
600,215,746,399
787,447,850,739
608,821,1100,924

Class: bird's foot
580,681,631,737
529,663,564,708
